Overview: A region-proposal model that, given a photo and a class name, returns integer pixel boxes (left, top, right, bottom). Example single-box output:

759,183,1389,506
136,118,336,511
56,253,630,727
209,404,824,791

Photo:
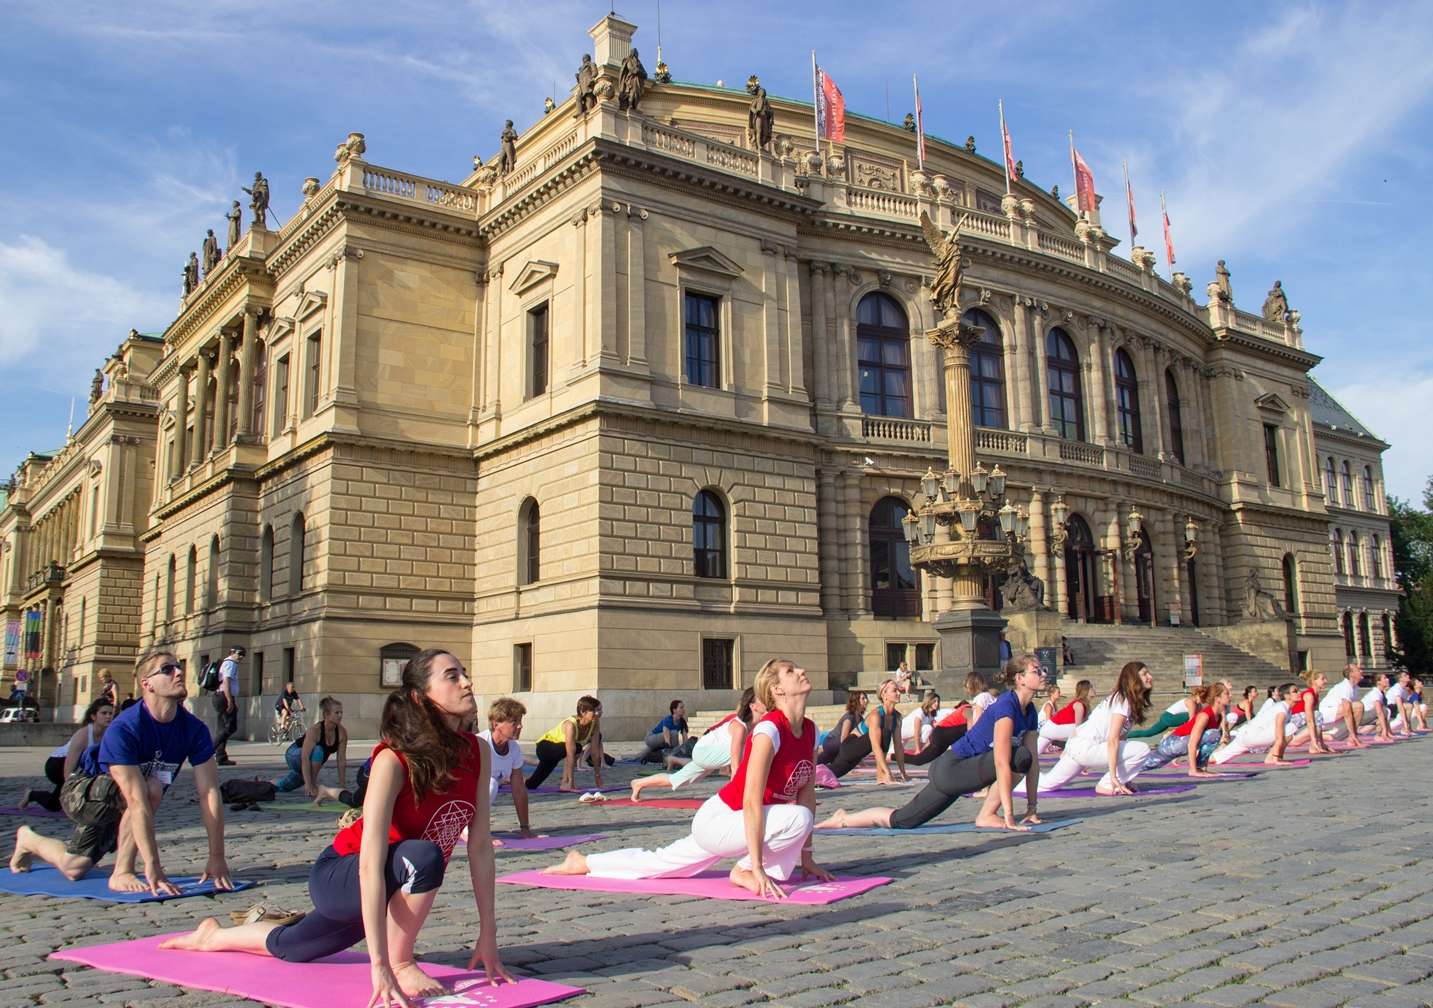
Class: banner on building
3,619,18,667
1183,654,1204,689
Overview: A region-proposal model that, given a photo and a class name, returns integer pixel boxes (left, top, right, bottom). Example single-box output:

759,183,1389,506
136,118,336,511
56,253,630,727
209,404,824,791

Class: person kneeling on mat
1138,682,1228,778
478,697,535,837
161,648,512,1004
817,654,1043,832
274,697,349,797
1210,684,1296,766
1020,661,1154,797
823,678,908,784
20,697,114,812
545,658,833,901
9,645,232,895
1035,679,1093,755
631,688,765,802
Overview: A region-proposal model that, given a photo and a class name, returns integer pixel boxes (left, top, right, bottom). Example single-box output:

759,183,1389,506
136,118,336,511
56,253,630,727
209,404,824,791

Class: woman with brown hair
20,696,115,812
160,649,512,1005
546,658,833,900
1035,679,1094,755
630,687,765,801
1018,660,1154,796
1286,669,1336,755
817,690,866,765
822,679,907,784
1138,682,1230,777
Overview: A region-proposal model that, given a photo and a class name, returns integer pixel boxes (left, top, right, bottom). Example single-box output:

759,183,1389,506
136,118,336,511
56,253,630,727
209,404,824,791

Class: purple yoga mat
0,805,67,818
499,869,891,904
51,934,584,1008
1029,783,1195,798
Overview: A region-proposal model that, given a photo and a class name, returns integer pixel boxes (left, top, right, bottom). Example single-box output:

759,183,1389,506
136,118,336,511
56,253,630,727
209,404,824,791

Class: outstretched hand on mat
144,869,182,897
366,962,416,1008
466,931,515,986
199,855,234,891
799,855,834,884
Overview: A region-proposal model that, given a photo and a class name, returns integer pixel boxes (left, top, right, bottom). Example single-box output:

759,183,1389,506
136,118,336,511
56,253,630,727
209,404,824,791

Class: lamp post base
929,605,1008,695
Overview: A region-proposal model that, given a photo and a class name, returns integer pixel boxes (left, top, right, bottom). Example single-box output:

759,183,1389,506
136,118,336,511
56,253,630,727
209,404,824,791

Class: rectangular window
284,646,295,685
885,643,907,672
253,651,264,696
514,643,533,692
272,354,290,436
684,292,721,388
304,331,322,416
1263,423,1281,488
701,638,735,690
528,303,549,397
251,345,267,437
915,643,936,673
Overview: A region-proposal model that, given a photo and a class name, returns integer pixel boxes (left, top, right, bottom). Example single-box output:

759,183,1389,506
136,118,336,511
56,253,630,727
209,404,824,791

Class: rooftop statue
226,200,242,248
1262,280,1290,323
201,229,220,276
182,252,199,296
574,54,597,118
1213,259,1232,303
618,48,647,112
242,171,270,229
498,121,518,176
746,75,773,151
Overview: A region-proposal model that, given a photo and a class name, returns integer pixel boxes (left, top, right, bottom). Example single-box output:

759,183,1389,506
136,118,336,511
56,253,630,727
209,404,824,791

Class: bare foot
727,865,763,896
629,781,644,803
973,812,1007,828
392,961,445,1000
108,871,146,893
159,917,221,951
543,849,589,875
1188,769,1218,778
9,826,33,873
816,809,849,830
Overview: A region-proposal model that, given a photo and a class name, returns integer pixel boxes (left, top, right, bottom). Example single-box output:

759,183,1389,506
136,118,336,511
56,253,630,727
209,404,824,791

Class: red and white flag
1123,160,1138,243
999,99,1016,191
913,74,927,168
816,65,846,143
1161,192,1176,267
1072,145,1096,214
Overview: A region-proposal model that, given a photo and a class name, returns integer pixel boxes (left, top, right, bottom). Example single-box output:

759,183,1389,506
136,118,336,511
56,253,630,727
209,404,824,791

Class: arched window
856,292,911,418
259,525,274,601
1348,533,1361,578
693,491,727,579
1165,369,1185,464
1331,529,1344,575
962,308,1006,429
869,497,918,617
1341,461,1352,507
184,546,197,615
1358,612,1372,662
289,513,306,596
1342,612,1356,658
1282,553,1300,615
518,498,540,586
165,555,175,622
1372,534,1384,580
206,535,220,609
1046,328,1085,441
1114,349,1143,453
1324,456,1337,502
1363,465,1376,511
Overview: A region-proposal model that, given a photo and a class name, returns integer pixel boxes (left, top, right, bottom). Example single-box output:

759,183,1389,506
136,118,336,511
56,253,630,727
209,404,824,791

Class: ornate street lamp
1050,494,1069,548
1123,505,1145,562
1183,515,1199,560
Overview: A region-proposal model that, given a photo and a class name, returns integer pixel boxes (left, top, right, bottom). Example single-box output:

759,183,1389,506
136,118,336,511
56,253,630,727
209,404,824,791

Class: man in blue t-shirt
9,646,233,896
639,699,689,762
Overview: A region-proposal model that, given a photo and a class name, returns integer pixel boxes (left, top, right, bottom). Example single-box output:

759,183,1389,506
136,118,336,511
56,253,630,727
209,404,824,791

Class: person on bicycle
274,682,305,738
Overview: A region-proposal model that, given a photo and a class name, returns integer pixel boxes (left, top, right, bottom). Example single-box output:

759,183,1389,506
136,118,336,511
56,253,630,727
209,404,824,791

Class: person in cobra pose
1139,682,1229,777
545,658,833,900
816,654,1044,832
1210,683,1297,766
822,679,907,784
904,700,973,766
1017,661,1154,796
525,696,606,791
817,691,866,765
273,697,348,796
159,649,512,1005
1035,679,1093,755
20,697,114,811
1286,670,1337,755
630,688,765,802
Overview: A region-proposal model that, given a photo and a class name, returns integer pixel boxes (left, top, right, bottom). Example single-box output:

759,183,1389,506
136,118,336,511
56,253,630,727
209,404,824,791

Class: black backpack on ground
220,779,276,807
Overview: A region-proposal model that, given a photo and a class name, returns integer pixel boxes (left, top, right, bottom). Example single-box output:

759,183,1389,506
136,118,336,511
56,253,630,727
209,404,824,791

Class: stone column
214,330,233,449
596,202,619,365
1027,488,1048,603
1158,510,1182,625
760,242,782,393
1010,300,1036,431
1142,344,1167,459
996,302,1019,430
1203,521,1227,624
331,247,362,409
627,206,648,371
1032,312,1052,432
1120,507,1140,622
841,471,863,613
809,263,830,410
192,351,211,464
830,265,856,410
175,366,191,475
1104,510,1123,623
817,469,839,615
1051,527,1067,617
783,253,806,398
236,310,258,437
1085,323,1110,445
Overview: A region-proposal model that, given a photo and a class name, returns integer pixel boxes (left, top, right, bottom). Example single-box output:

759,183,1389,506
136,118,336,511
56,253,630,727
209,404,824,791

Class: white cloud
1331,372,1433,503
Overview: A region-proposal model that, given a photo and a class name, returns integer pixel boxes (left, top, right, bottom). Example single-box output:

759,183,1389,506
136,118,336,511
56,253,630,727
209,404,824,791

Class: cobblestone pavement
1,734,1432,1007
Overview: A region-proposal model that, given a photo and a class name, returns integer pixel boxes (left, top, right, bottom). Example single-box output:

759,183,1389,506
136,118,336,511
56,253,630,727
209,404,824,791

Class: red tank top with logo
332,734,482,863
717,710,815,810
1173,706,1215,738
1049,699,1085,726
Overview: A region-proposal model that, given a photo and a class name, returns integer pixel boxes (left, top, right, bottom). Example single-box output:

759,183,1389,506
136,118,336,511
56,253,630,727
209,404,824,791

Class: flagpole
999,99,1011,195
1068,130,1076,210
912,73,924,171
1161,190,1174,281
811,50,821,159
1123,159,1134,249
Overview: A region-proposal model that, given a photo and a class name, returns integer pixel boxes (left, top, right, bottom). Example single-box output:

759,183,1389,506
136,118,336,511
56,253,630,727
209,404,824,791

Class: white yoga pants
1212,724,1278,763
584,794,813,880
1036,720,1077,755
666,731,732,789
1014,736,1150,793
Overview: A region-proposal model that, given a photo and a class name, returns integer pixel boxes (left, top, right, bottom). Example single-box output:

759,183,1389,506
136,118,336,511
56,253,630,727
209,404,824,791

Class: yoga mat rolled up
821,818,1080,837
0,866,256,903
51,935,584,1008
499,869,890,904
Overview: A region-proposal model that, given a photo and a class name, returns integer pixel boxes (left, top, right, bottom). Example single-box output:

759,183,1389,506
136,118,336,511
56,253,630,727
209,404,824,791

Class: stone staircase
1055,622,1293,706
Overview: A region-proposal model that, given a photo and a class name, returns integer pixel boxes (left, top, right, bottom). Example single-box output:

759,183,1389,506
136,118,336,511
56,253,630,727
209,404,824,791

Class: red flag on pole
913,74,926,168
1072,146,1096,214
816,66,846,143
1123,161,1137,244
1161,192,1176,267
1000,100,1016,192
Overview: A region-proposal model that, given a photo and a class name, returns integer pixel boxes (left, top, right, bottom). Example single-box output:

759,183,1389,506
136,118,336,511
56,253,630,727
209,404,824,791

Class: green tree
1389,477,1433,674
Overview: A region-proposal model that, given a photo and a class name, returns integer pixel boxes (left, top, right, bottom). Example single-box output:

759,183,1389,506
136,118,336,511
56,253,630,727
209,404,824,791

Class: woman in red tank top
546,658,835,900
1287,670,1336,755
161,649,512,1004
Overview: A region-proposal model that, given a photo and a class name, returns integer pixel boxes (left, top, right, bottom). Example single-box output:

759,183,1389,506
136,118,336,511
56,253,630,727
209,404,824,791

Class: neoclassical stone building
0,14,1400,733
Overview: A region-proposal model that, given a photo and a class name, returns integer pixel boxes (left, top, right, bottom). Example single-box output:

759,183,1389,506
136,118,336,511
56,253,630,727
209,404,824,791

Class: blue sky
2,1,1430,502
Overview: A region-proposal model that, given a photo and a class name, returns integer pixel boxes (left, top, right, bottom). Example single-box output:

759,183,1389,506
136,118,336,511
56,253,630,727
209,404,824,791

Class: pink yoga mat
51,934,583,1008
456,831,607,852
498,869,890,904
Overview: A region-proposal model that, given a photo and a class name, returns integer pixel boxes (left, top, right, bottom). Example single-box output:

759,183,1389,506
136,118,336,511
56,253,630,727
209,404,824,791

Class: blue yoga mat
821,818,1080,837
0,866,256,903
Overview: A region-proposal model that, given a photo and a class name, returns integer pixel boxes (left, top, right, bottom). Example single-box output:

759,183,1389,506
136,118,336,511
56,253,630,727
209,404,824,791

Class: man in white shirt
1358,672,1394,741
213,647,243,766
1387,672,1413,736
1317,664,1365,746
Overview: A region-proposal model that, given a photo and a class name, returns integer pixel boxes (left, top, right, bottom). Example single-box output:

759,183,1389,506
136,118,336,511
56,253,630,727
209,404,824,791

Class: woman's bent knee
392,840,446,895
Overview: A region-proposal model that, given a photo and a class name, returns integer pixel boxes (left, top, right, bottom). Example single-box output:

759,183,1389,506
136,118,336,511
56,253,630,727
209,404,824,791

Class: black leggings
526,737,604,789
889,745,1034,830
266,841,446,963
825,732,874,778
905,725,968,766
336,762,372,809
25,756,66,812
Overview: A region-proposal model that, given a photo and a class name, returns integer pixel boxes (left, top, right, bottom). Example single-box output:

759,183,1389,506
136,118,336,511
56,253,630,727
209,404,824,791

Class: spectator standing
213,647,244,766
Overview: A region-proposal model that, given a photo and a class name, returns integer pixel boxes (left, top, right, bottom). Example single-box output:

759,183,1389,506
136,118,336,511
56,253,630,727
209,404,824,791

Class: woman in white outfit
1317,664,1368,747
629,688,764,801
1016,662,1153,797
1035,679,1093,755
900,692,940,755
1211,683,1296,766
546,658,834,900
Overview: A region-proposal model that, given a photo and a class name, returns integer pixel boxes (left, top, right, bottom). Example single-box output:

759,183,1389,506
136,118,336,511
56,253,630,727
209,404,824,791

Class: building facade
0,15,1399,735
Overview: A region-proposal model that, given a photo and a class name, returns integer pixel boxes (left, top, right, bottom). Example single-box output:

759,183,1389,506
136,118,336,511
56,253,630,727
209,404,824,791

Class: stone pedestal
1002,607,1063,659
930,606,1007,694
